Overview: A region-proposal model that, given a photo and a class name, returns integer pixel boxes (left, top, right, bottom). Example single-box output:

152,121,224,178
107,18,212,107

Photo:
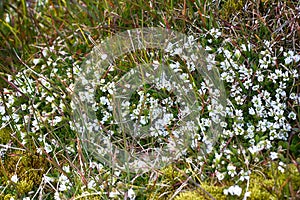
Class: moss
2,194,16,200
75,195,103,200
175,191,203,200
0,127,12,144
157,163,300,200
147,165,227,200
219,0,246,20
174,183,227,200
16,180,34,195
247,164,300,199
146,165,186,200
0,150,48,198
248,173,276,200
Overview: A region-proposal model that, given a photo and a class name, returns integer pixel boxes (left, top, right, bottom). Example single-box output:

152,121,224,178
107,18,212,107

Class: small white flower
285,56,293,65
224,185,242,196
245,191,251,198
278,161,286,173
249,107,255,115
44,142,52,153
43,175,54,183
46,96,55,103
36,147,43,155
294,54,300,63
241,43,251,51
62,165,70,173
109,190,120,198
257,74,264,82
33,58,41,65
227,164,237,177
270,152,278,160
11,174,18,183
128,188,136,200
205,46,212,51
59,183,67,191
54,191,61,200
0,105,5,115
209,28,221,38
21,104,27,111
234,49,241,58
101,53,108,60
216,171,225,181
88,179,96,189
288,111,296,120
52,116,62,126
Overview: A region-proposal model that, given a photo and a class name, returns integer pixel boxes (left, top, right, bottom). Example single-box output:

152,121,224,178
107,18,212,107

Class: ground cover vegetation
0,0,299,199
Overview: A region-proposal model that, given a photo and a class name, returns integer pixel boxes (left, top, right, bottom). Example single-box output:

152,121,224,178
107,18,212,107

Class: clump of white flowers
223,185,243,196
0,23,299,199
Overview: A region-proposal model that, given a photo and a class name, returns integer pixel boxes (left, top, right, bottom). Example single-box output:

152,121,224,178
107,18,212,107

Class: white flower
33,58,41,65
241,43,251,51
223,50,232,59
278,161,286,173
101,53,107,60
209,28,221,38
245,191,251,198
224,185,242,196
0,105,5,115
205,46,212,51
173,47,183,55
227,164,236,177
58,174,71,191
21,104,27,111
238,170,250,182
128,188,136,200
216,171,225,181
44,142,52,153
88,179,96,189
62,165,70,173
54,192,61,200
257,74,264,82
43,175,54,183
270,152,278,160
249,107,255,115
234,49,241,58
11,174,18,183
248,145,259,154
59,183,67,191
46,96,55,103
109,190,120,198
288,111,296,120
284,56,293,65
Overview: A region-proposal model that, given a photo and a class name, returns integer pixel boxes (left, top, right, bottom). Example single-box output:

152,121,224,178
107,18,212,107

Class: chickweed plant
0,0,299,199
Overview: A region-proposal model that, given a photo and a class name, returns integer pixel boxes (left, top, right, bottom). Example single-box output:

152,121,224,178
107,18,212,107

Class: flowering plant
0,0,299,199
